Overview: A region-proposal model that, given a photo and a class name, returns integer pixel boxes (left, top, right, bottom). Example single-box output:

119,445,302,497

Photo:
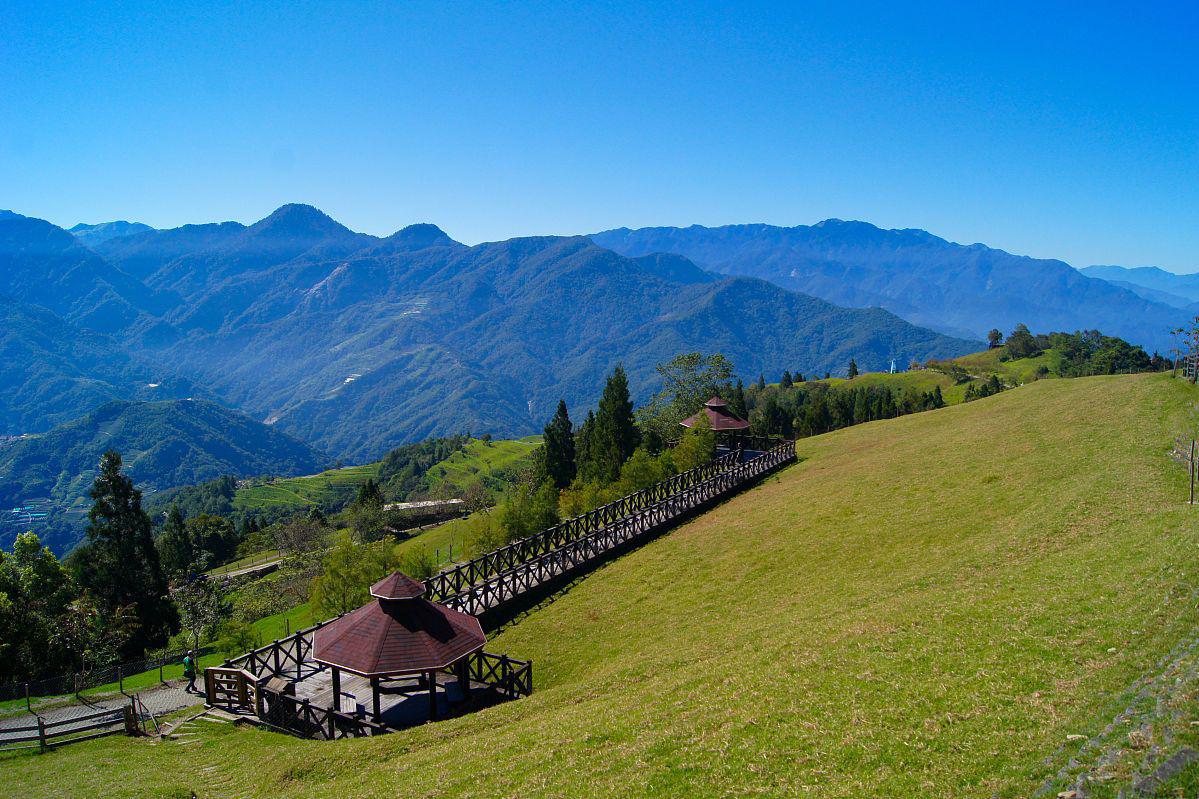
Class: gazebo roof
370,572,426,600
680,396,750,432
312,573,485,676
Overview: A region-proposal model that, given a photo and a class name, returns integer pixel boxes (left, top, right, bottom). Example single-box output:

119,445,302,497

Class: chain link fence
0,650,188,703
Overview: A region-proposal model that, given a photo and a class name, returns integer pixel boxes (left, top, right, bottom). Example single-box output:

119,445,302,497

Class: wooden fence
433,440,797,616
423,448,749,602
0,702,137,753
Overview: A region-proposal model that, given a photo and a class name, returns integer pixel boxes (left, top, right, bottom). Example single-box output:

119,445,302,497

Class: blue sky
2,1,1196,271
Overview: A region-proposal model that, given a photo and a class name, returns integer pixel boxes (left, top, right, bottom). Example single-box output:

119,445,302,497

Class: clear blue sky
2,1,1196,271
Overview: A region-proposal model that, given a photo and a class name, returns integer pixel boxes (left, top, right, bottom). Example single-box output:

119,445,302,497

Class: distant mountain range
0,398,328,552
3,203,1185,553
1080,265,1199,311
69,220,155,248
591,222,1188,351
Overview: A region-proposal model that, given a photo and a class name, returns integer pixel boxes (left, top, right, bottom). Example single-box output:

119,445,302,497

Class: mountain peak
386,223,455,249
251,203,351,238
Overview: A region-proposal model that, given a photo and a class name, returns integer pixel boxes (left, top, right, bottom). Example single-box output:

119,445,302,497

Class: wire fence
0,649,189,704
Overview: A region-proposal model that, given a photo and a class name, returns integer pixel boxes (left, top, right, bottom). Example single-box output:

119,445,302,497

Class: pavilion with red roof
680,396,750,432
311,571,487,722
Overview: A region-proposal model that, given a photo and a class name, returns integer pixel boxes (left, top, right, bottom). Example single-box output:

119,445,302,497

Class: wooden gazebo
311,572,486,722
680,396,750,432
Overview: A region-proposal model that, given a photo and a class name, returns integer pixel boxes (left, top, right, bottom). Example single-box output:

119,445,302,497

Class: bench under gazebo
310,571,487,724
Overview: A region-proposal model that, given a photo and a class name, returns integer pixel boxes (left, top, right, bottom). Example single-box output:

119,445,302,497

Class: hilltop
13,374,1199,797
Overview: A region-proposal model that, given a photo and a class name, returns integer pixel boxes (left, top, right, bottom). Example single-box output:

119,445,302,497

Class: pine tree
77,451,174,656
575,409,597,482
780,370,793,389
729,379,748,419
932,385,945,408
756,374,766,390
848,359,859,379
542,400,577,489
591,366,641,483
156,505,193,577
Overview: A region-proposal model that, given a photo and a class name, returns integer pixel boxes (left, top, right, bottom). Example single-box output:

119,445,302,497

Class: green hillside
232,463,381,512
230,435,541,514
9,375,1199,797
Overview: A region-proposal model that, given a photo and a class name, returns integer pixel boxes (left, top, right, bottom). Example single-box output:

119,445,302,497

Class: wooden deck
292,668,479,728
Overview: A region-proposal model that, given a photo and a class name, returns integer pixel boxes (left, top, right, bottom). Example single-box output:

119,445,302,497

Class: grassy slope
7,375,1199,798
420,435,542,497
816,369,969,403
230,436,540,513
951,347,1066,384
232,463,380,512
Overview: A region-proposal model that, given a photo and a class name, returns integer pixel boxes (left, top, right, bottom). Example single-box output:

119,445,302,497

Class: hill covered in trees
3,206,976,463
0,399,328,553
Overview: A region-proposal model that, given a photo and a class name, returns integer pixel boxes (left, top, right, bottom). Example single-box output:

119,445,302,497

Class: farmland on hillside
8,375,1199,798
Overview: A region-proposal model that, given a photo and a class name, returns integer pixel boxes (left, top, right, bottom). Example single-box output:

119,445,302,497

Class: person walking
183,650,197,694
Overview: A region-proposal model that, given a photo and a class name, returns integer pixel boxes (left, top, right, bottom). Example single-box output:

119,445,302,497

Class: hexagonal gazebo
311,572,487,722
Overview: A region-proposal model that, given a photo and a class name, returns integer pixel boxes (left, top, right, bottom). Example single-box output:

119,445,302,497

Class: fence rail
438,441,796,616
423,449,747,602
0,703,133,752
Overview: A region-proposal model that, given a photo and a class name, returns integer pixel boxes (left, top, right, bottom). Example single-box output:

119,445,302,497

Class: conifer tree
780,370,793,388
729,378,748,420
76,451,174,656
848,359,859,379
157,505,193,578
591,365,641,483
575,409,597,482
542,400,577,488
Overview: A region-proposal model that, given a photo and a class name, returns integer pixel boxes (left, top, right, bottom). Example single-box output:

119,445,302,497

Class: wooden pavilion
311,571,486,723
679,396,750,433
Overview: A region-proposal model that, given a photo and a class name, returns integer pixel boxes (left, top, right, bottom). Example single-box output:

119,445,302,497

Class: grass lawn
204,549,281,577
817,369,971,403
8,375,1199,798
950,347,1067,384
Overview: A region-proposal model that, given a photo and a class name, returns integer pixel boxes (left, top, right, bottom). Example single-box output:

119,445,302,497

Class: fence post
159,655,164,684
24,682,30,713
37,716,46,753
118,665,124,694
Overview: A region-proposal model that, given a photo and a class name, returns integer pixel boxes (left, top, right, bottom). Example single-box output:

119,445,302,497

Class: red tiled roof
679,397,750,431
370,572,426,600
312,575,485,676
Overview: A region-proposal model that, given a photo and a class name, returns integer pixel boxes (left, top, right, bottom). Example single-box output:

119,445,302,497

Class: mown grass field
6,375,1198,798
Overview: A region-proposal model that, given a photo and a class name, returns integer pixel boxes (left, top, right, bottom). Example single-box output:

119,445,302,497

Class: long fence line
437,440,797,616
0,650,188,705
423,448,747,601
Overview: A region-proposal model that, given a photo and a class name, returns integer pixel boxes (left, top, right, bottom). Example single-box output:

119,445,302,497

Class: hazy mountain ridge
1081,265,1199,308
69,220,154,248
591,221,1188,350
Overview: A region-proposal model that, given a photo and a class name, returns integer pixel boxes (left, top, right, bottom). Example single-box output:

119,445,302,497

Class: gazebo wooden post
455,658,471,700
427,670,437,720
371,676,381,721
331,666,341,713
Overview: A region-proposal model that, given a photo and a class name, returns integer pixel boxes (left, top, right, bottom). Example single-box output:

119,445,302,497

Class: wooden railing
424,449,746,602
437,441,797,616
204,666,259,713
0,705,132,752
450,650,533,701
256,685,390,740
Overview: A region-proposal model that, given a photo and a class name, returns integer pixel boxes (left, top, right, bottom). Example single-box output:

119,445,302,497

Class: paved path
0,679,200,743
